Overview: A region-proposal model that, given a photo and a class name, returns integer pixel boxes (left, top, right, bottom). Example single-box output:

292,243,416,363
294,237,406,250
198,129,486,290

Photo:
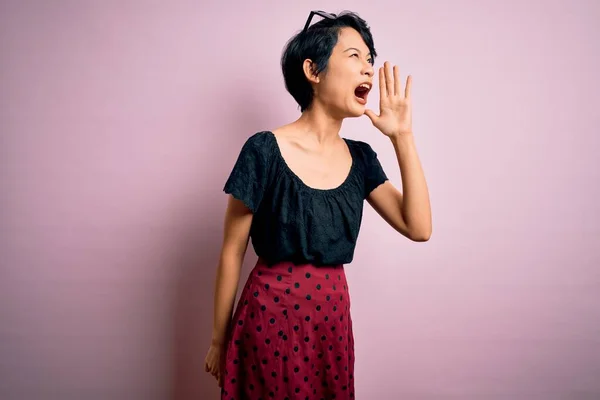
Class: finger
364,109,378,124
378,66,386,97
405,75,412,99
385,62,394,97
393,65,401,97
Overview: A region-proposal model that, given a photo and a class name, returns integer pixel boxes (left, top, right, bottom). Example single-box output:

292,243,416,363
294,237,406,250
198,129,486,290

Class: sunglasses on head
303,10,337,31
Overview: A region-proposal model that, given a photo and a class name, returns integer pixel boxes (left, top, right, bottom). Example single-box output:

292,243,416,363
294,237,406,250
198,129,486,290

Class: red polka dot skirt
221,257,355,400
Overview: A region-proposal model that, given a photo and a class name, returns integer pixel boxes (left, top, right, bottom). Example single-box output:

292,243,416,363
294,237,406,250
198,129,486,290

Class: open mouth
354,83,371,104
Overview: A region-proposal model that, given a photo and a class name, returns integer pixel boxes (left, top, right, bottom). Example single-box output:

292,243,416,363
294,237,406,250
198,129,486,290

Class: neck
293,101,344,144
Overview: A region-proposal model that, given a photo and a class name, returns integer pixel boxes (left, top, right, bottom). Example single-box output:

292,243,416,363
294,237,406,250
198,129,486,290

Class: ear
302,59,320,84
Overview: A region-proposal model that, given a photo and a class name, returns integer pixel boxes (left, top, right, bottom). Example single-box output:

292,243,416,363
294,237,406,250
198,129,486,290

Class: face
308,27,374,118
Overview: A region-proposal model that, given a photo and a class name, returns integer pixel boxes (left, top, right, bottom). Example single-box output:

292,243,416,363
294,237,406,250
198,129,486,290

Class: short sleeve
223,133,272,213
363,143,388,198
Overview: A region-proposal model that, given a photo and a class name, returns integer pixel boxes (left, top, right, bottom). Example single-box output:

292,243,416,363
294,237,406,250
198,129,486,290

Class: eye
351,53,359,58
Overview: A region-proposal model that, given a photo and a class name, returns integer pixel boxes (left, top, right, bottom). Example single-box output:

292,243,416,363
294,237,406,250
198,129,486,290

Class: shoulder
345,137,376,151
344,138,379,164
235,131,276,161
224,131,276,212
240,131,274,151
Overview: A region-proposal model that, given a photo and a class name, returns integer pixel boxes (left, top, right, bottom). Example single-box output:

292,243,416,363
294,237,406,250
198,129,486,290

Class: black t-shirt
223,131,388,266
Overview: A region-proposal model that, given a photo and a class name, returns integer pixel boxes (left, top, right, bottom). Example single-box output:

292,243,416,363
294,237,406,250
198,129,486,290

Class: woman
205,10,432,400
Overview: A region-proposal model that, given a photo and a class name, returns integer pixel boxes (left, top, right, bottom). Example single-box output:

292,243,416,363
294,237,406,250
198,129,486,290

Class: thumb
364,109,378,124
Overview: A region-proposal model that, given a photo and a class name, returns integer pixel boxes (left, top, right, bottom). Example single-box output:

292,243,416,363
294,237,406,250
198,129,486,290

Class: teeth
359,84,370,90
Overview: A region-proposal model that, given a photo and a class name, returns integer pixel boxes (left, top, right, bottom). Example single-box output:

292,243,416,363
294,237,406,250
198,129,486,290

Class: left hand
364,61,413,138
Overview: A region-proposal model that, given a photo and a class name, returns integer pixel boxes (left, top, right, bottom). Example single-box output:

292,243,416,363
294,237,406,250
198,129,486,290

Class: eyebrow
344,47,372,57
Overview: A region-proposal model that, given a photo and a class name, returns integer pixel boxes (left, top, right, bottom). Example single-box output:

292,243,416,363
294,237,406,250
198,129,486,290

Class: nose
362,61,374,77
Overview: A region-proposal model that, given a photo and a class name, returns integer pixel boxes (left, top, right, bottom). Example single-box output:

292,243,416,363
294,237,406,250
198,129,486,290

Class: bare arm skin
205,195,253,387
367,134,432,242
365,63,432,242
211,195,254,345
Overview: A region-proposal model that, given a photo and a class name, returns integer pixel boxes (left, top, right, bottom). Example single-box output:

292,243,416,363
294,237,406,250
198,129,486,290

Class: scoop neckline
266,130,355,194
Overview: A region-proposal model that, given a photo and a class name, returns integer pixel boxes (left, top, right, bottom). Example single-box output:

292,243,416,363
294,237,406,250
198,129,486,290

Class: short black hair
281,11,377,112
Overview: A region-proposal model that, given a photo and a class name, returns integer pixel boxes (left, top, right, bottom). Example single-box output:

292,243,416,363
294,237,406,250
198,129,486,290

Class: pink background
1,0,599,399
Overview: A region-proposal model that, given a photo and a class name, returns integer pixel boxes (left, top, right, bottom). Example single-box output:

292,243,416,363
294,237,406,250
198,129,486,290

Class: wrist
389,132,414,145
390,128,412,136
